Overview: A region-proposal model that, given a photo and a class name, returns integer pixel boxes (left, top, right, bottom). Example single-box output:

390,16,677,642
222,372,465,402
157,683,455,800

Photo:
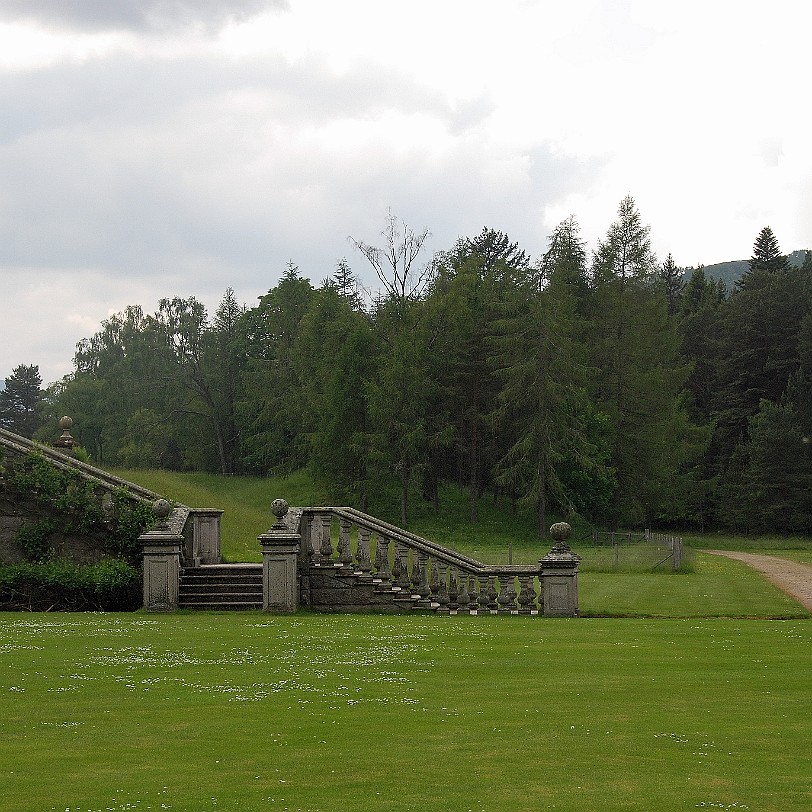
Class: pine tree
0,364,44,438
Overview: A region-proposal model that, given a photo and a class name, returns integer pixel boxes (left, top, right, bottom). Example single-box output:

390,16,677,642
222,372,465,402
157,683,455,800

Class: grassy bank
1,612,810,812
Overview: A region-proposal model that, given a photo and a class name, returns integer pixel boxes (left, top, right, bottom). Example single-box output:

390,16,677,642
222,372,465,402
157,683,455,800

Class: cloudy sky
1,0,810,384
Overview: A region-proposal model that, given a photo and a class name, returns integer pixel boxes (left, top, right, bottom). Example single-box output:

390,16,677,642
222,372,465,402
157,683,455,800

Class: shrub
0,559,141,611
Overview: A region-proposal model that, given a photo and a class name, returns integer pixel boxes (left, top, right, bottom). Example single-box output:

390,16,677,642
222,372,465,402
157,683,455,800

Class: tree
0,364,44,438
331,258,364,310
429,228,531,522
718,399,812,533
238,268,315,474
350,209,435,304
710,227,810,481
659,253,685,316
586,197,692,526
741,226,790,285
591,194,658,285
293,285,375,505
491,217,614,535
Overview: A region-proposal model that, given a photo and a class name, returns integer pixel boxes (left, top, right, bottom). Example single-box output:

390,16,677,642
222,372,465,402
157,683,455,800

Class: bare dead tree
349,209,435,302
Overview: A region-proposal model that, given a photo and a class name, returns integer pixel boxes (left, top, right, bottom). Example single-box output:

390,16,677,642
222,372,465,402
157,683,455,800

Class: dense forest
6,197,812,536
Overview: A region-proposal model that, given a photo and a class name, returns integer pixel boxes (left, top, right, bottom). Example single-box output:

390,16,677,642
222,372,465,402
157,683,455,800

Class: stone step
181,591,262,603
179,601,263,611
179,564,263,610
180,575,262,586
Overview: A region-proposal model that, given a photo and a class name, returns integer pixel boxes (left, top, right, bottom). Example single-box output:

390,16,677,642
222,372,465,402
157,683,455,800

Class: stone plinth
141,530,183,611
259,499,300,612
539,522,579,617
190,509,223,565
259,532,300,611
141,498,182,612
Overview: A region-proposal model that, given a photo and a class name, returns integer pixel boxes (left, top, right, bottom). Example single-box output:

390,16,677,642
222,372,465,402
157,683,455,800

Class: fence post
673,536,682,571
259,498,300,612
540,522,579,617
140,499,182,612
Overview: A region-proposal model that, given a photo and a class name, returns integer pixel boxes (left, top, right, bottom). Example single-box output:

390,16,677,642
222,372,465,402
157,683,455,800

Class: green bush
0,559,141,611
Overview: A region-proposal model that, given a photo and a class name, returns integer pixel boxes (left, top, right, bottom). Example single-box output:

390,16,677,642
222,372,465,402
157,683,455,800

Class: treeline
29,198,812,535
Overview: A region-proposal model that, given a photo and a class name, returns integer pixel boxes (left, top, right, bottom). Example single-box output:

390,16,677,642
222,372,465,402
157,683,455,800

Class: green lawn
1,612,810,812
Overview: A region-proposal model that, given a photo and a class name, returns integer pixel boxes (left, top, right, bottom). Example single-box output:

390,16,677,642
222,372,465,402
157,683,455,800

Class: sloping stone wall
0,427,162,566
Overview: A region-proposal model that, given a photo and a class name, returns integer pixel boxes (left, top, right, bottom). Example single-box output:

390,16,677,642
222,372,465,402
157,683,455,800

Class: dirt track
705,550,812,611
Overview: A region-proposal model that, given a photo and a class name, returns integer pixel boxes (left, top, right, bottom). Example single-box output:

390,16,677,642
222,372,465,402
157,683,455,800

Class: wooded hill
10,197,812,537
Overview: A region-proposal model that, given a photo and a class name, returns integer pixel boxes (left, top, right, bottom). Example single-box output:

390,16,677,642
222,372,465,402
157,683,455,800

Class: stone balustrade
294,505,579,617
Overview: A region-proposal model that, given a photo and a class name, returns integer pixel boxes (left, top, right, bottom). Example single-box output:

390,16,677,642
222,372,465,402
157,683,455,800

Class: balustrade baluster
319,512,334,563
337,516,354,571
477,576,490,614
467,576,479,614
410,550,423,597
498,573,517,613
374,534,391,582
447,567,459,613
392,540,410,592
456,572,471,614
300,512,315,564
412,551,431,600
436,560,450,613
356,527,372,575
486,576,499,613
517,575,536,614
430,561,441,606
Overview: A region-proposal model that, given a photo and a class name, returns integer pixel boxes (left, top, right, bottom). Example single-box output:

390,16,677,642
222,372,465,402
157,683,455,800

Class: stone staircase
178,564,263,610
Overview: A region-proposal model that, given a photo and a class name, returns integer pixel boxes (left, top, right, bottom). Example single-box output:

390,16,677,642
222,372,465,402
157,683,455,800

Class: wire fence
573,530,693,572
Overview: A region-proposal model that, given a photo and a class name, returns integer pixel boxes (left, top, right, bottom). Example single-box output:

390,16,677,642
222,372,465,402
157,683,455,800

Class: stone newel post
140,498,183,612
259,498,300,612
540,522,579,617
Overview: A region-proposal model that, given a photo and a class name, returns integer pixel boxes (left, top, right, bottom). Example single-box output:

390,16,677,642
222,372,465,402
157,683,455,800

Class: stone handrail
296,506,578,616
1,426,221,575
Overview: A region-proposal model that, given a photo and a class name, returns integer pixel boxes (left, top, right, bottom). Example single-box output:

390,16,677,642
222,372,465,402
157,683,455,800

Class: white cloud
1,0,811,381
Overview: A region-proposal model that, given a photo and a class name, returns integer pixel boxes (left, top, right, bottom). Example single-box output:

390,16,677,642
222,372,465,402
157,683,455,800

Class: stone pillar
259,498,300,612
540,522,579,617
190,509,223,565
141,498,182,612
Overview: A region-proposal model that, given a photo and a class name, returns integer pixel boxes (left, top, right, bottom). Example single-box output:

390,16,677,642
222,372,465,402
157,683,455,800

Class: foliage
42,205,812,534
1,451,153,564
0,559,140,610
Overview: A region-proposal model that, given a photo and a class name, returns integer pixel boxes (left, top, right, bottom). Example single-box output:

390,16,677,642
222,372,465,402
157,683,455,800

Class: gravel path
705,550,812,611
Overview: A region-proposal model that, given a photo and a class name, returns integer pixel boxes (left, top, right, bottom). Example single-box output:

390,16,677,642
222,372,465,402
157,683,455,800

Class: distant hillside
699,249,811,288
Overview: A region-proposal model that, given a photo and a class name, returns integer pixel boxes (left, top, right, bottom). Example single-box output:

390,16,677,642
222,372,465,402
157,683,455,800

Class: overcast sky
1,0,810,384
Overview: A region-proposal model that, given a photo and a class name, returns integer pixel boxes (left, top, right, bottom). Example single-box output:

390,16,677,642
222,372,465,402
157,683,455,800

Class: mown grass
1,612,810,812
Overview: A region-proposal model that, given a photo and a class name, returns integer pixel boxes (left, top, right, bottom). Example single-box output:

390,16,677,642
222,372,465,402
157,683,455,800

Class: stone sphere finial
549,522,572,543
271,498,289,530
153,498,172,528
59,415,73,431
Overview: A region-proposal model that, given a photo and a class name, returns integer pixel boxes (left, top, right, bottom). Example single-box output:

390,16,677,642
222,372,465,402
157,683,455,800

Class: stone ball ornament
153,498,173,520
58,416,73,431
271,498,289,520
549,522,572,543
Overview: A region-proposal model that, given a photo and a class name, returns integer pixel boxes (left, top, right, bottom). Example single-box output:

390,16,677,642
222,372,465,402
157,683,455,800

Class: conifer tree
586,197,691,526
0,364,44,438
